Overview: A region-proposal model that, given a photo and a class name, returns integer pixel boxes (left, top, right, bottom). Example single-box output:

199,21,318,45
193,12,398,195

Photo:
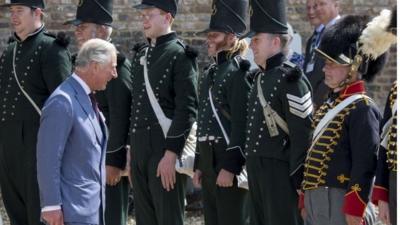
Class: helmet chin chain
336,54,363,90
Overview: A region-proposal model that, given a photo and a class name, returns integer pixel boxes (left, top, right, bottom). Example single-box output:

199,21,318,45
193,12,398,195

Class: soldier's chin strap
336,54,363,90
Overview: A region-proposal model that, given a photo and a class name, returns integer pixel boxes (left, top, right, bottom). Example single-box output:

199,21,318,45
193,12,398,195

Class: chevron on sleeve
286,92,313,118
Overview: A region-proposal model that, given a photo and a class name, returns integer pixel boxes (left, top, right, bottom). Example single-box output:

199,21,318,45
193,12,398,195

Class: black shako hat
133,0,178,18
64,0,113,26
204,0,248,36
0,0,45,9
243,0,288,38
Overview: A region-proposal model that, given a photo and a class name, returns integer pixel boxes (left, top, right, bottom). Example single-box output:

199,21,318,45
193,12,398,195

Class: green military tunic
194,51,250,225
129,32,198,225
95,52,132,225
245,53,313,225
0,25,71,225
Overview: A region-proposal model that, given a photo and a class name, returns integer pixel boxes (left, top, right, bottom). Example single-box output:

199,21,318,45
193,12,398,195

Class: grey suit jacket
37,76,108,224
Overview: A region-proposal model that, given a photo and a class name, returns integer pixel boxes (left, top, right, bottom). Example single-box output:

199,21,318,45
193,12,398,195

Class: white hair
75,38,116,68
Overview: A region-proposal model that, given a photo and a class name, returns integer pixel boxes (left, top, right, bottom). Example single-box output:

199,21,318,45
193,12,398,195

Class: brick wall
0,0,396,109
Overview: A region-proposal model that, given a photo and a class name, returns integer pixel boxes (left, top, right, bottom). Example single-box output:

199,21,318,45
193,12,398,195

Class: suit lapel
69,78,104,145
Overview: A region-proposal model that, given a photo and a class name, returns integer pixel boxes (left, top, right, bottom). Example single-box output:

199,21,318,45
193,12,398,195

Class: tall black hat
134,0,178,18
244,0,288,37
0,0,45,9
64,0,113,26
316,9,397,82
204,0,248,36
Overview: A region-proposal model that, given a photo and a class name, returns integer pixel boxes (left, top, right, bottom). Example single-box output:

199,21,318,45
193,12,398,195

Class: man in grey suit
36,38,118,225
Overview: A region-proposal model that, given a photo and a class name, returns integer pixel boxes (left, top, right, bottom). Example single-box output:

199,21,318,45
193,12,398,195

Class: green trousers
198,141,249,225
105,177,130,225
0,121,42,225
246,156,302,225
130,125,186,225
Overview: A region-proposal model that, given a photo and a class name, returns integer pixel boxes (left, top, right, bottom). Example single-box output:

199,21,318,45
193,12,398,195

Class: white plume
359,9,397,60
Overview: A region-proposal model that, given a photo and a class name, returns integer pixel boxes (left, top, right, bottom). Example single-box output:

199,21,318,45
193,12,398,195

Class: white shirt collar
72,73,91,95
316,24,325,33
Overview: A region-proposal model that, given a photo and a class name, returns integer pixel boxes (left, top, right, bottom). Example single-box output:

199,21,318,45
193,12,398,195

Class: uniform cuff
343,190,367,217
164,135,186,156
218,146,245,175
106,146,127,169
371,186,389,205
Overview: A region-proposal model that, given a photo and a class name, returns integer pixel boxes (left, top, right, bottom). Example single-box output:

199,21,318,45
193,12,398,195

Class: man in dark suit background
36,39,117,225
303,0,340,109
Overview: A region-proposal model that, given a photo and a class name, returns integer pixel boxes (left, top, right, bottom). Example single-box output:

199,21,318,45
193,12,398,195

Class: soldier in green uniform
0,0,72,224
129,0,198,225
300,12,395,225
64,0,133,224
192,0,250,225
243,0,313,225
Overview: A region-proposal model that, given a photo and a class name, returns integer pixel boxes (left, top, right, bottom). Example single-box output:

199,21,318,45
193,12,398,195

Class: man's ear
33,8,42,18
273,35,281,49
165,13,173,25
96,25,108,40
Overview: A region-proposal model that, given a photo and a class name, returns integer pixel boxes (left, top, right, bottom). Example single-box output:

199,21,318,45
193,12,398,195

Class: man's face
75,22,98,48
139,7,169,39
306,0,321,27
315,0,338,25
323,60,350,89
206,31,227,57
250,33,275,68
9,5,37,37
93,52,118,91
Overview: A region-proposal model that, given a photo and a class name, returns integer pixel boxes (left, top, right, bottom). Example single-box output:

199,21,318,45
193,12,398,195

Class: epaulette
45,32,70,48
132,42,148,53
233,55,251,71
7,36,15,44
280,61,302,82
246,68,260,85
177,40,198,59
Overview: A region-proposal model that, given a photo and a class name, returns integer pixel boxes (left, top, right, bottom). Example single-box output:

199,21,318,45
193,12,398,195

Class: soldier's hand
192,169,202,188
300,208,307,221
378,200,390,225
121,145,131,176
41,209,63,225
216,169,234,187
157,150,177,191
345,214,363,225
106,166,122,186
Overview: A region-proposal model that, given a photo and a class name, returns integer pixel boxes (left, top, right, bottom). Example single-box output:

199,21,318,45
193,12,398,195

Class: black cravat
89,93,101,122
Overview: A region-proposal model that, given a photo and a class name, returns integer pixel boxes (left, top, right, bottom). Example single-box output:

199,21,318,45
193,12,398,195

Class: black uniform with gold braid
301,11,396,223
0,0,72,224
66,0,133,224
243,1,313,225
371,8,397,225
372,81,397,224
193,1,250,224
130,1,198,224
